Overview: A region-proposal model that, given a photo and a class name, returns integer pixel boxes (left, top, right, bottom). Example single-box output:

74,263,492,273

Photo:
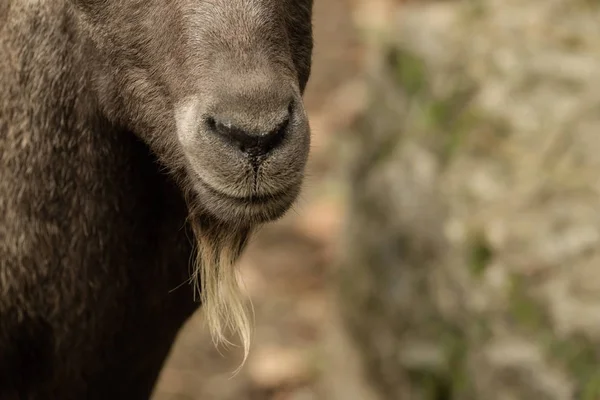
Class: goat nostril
206,117,216,130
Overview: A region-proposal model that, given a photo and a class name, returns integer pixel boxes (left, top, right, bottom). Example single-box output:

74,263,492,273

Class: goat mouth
205,182,291,205
195,178,299,224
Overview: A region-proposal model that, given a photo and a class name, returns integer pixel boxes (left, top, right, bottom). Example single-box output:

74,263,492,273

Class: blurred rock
338,0,600,399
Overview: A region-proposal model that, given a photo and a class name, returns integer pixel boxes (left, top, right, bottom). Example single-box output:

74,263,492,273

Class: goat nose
205,103,292,159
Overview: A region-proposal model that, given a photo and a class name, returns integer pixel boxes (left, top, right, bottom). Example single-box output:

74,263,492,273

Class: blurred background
152,0,600,399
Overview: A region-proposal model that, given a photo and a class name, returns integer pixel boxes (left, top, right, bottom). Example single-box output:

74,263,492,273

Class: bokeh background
152,0,600,399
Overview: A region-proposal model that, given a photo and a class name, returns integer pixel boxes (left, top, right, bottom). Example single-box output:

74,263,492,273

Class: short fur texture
0,0,313,398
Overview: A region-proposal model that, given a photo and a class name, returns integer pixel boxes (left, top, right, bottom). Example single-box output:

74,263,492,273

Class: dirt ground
151,1,374,399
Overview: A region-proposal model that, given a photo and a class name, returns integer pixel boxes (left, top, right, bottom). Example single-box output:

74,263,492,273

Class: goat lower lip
200,179,289,206
195,177,299,224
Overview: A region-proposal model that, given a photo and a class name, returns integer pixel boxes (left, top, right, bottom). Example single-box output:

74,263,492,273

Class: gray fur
0,0,313,398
